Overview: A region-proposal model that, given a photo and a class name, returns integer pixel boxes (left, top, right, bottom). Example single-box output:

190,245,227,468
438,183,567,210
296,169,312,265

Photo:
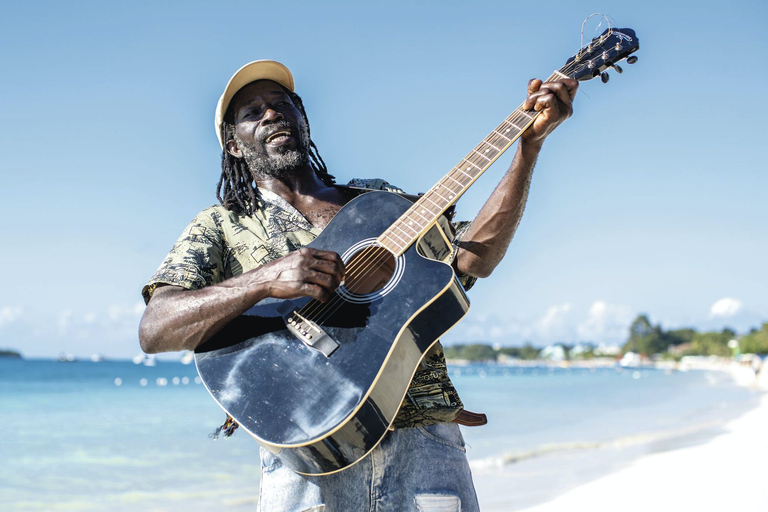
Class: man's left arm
454,78,578,278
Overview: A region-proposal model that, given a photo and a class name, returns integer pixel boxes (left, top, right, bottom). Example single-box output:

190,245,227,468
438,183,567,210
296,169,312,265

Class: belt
452,409,488,427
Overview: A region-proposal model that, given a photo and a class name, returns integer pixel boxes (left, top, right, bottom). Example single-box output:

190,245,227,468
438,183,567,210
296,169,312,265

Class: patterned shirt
142,179,476,428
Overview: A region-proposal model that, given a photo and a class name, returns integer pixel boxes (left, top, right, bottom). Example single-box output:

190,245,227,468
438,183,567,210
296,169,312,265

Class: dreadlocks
216,89,335,214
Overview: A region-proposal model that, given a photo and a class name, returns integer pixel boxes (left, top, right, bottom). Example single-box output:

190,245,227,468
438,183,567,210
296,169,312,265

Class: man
139,60,576,511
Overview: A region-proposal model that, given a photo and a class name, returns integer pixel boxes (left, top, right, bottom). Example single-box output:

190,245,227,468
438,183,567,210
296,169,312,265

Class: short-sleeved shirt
142,179,475,428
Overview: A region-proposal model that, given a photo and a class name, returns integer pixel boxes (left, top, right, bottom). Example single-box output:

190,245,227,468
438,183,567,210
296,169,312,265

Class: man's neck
255,166,335,205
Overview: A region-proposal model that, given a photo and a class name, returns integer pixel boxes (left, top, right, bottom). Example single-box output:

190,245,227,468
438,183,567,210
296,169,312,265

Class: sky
1,0,766,359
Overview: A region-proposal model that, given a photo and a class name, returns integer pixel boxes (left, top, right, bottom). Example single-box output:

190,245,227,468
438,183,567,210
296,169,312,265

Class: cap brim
215,60,295,148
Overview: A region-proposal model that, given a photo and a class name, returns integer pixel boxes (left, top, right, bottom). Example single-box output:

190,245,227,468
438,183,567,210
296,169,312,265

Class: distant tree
623,315,668,355
497,343,541,360
443,344,465,360
684,330,732,357
740,323,768,354
444,343,498,361
519,344,542,360
461,343,497,361
666,328,696,347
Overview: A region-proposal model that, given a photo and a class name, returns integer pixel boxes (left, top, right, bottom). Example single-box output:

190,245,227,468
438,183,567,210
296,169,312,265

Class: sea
0,358,760,511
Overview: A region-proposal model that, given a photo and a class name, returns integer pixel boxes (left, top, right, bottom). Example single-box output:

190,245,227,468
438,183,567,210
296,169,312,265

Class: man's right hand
139,248,344,354
254,247,345,303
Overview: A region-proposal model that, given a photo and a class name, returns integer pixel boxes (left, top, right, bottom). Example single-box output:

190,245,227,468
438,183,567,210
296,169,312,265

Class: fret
446,174,467,188
376,238,395,253
456,165,476,178
388,226,410,245
553,69,570,80
502,118,523,132
492,129,512,141
440,179,463,199
421,194,443,210
380,232,404,252
480,139,502,152
461,159,482,172
409,206,432,224
485,135,508,150
470,148,492,162
517,110,534,120
397,218,420,235
402,219,422,234
430,188,450,203
416,201,440,216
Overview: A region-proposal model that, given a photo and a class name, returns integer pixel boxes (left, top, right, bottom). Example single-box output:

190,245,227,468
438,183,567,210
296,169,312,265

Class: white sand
477,365,768,511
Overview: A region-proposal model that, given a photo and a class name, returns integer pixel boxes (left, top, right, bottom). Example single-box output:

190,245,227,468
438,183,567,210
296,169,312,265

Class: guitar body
194,191,470,475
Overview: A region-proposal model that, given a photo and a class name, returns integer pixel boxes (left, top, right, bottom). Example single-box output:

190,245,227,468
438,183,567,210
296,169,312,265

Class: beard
236,119,311,180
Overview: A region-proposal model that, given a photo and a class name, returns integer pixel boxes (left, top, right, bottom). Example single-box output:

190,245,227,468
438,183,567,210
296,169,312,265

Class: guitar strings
297,241,395,321
296,244,394,325
312,246,394,326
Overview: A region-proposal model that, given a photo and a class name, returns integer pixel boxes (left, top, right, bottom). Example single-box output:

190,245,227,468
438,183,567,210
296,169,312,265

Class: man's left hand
521,78,578,144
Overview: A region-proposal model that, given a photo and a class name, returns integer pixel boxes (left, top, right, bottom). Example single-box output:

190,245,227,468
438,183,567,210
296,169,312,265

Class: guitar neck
377,70,568,257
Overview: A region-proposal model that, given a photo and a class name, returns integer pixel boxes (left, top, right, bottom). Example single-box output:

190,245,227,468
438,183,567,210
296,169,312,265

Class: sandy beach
475,364,768,511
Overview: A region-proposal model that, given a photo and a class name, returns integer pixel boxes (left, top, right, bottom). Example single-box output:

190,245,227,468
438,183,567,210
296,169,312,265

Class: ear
226,138,243,159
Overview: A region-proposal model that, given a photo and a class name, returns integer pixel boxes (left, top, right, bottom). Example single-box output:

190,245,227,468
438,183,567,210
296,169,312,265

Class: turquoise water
0,359,758,511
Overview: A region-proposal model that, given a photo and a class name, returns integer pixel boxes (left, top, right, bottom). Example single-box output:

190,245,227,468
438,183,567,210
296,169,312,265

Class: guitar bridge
285,311,339,357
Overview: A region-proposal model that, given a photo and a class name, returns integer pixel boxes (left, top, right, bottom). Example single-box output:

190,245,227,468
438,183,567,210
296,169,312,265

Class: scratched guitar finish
195,27,640,475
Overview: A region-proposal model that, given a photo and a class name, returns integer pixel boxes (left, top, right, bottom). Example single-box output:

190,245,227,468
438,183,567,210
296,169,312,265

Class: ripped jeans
257,422,480,512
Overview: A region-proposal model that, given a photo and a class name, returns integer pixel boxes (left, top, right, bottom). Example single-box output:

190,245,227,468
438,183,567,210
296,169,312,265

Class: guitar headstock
561,28,639,83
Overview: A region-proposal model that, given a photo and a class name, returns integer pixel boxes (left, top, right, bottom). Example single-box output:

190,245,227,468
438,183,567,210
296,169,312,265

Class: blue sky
1,1,766,358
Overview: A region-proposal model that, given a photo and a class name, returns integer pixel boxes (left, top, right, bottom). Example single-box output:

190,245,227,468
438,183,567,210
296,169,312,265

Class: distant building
620,351,643,367
668,343,693,356
570,343,594,358
540,344,566,361
595,343,621,357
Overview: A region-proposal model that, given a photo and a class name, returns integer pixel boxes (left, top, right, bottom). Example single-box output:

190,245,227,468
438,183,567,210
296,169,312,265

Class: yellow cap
214,60,295,148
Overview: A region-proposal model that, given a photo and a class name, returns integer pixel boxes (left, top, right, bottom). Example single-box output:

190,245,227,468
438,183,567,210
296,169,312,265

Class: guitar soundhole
343,246,396,295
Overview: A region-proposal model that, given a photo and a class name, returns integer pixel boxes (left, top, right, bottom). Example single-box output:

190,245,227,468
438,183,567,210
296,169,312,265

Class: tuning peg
612,64,623,74
601,72,610,83
627,56,638,64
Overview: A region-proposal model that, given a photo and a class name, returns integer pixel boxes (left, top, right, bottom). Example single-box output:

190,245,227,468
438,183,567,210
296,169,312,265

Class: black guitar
195,27,640,475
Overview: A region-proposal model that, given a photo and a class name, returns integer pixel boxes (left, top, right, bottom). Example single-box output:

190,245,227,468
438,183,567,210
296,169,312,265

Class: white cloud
0,307,23,328
576,300,634,344
445,300,636,346
709,297,742,318
46,301,147,356
534,303,574,341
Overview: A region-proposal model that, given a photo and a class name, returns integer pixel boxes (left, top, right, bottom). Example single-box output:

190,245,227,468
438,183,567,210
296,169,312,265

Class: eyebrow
238,90,289,109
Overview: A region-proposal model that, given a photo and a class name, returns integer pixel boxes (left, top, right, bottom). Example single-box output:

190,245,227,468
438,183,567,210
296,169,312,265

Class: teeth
266,131,290,143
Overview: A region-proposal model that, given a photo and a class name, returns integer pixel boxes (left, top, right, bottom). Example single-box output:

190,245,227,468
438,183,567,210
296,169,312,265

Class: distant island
444,315,768,362
0,349,22,359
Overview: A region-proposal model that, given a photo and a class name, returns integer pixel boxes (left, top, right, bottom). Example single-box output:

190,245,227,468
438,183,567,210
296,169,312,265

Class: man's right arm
138,247,345,354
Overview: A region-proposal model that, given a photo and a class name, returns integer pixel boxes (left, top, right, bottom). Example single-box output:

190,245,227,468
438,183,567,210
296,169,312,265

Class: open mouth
265,130,292,145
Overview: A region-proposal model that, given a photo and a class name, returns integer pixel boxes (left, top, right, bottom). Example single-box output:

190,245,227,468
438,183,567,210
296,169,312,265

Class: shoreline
473,362,767,511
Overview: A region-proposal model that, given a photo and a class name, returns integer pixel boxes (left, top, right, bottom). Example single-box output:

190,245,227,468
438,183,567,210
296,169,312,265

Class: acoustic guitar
195,27,640,475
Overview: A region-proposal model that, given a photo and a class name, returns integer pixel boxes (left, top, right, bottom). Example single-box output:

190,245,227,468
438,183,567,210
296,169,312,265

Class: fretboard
377,71,566,256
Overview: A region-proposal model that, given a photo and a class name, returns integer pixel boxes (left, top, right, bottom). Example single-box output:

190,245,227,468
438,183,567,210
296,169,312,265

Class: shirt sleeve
448,220,478,292
141,208,227,304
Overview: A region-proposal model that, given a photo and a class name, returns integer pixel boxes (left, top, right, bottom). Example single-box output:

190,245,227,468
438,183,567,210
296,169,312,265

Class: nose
262,108,282,124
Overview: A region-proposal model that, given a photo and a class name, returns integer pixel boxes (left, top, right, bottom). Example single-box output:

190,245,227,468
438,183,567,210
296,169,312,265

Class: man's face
228,80,310,179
